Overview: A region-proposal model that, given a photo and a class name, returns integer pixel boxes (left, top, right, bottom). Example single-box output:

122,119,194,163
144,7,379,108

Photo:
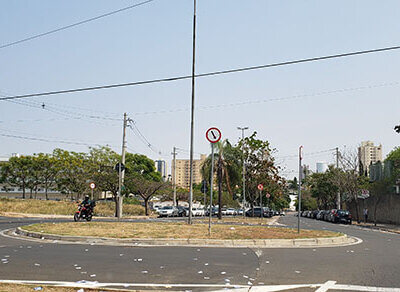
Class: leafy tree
239,132,287,213
201,140,241,218
53,149,90,200
1,156,33,198
34,153,59,200
125,175,168,215
307,168,338,209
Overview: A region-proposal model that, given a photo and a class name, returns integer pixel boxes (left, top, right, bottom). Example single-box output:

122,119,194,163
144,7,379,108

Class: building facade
155,160,168,181
172,154,207,189
358,141,382,176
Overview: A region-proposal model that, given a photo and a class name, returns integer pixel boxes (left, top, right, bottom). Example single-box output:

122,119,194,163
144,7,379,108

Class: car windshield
162,206,172,210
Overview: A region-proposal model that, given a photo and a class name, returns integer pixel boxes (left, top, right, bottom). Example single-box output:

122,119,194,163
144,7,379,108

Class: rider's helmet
84,195,90,200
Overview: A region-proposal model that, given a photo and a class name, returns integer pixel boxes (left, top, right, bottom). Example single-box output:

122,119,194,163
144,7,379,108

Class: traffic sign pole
209,142,215,235
206,127,221,235
259,189,263,219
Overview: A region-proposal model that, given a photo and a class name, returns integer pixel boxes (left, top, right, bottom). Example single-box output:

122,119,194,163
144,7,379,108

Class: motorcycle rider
80,195,92,216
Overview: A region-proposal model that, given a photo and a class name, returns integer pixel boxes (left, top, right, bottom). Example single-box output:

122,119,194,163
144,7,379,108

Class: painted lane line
333,284,400,291
315,280,337,292
0,280,248,289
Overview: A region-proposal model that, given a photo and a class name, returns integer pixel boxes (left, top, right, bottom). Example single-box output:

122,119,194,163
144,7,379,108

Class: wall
348,193,400,225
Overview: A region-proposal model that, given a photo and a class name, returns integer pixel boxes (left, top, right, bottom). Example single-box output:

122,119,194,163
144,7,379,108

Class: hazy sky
1,0,399,178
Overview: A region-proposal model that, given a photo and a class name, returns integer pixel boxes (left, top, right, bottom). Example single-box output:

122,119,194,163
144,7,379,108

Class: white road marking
315,280,337,292
0,280,399,291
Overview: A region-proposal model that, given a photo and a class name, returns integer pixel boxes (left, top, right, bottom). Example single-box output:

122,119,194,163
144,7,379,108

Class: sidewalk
353,221,400,234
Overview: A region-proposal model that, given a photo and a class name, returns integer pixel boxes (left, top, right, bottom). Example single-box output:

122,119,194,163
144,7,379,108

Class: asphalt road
0,215,399,291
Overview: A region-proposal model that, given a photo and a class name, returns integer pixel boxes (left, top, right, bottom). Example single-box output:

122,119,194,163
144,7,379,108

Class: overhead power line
0,133,117,147
0,0,156,50
1,44,400,101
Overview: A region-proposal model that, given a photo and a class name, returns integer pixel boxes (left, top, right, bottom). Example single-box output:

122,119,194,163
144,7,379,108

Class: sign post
206,127,221,235
266,192,271,210
258,184,264,219
89,182,96,200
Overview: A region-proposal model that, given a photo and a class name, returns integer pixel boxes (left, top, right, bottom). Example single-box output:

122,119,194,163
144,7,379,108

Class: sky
0,0,399,179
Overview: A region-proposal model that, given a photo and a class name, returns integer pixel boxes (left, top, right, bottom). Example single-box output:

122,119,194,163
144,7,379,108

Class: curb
15,227,359,248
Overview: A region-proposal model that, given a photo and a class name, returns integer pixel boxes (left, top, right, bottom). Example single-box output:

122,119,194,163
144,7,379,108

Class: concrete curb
15,227,359,248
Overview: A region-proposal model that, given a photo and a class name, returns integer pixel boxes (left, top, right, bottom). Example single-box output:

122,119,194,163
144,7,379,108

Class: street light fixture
237,126,249,216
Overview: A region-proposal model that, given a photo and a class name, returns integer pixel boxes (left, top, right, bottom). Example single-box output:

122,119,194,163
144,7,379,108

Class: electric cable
2,45,400,101
0,0,156,50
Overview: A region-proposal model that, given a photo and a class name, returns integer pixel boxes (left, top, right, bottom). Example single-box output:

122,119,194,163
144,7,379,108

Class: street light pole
237,126,248,216
297,145,303,233
188,0,197,225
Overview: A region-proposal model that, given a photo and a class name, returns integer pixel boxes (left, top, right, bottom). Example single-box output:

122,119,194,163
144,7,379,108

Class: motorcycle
74,201,96,222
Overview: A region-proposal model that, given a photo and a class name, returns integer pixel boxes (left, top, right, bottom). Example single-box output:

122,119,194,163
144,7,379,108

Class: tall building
358,141,382,176
155,160,168,181
172,154,207,189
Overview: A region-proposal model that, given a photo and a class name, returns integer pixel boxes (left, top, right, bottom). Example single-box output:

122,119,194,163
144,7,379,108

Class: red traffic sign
266,193,271,198
206,127,222,143
90,182,96,189
257,184,264,191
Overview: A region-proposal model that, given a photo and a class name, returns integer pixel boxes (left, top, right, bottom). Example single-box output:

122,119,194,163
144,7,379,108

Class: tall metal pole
188,0,197,225
297,146,303,233
117,112,127,220
172,147,177,207
336,147,341,209
237,127,248,216
209,143,215,235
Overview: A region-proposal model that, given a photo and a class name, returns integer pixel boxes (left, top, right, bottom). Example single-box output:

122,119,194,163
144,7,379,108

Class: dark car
323,210,331,221
332,209,352,224
245,207,272,218
311,210,319,219
177,206,186,217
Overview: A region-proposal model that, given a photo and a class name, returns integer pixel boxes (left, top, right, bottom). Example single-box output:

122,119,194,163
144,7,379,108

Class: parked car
205,207,219,216
323,210,331,221
236,209,244,216
245,207,272,218
312,210,319,219
226,208,237,216
327,209,338,222
332,209,352,224
158,206,178,217
316,210,325,220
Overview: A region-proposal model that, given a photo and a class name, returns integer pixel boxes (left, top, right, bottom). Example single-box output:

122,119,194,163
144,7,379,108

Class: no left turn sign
206,127,221,143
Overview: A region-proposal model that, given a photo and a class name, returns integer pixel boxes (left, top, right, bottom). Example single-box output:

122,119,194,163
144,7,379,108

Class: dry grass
196,216,276,225
23,222,340,240
0,198,145,216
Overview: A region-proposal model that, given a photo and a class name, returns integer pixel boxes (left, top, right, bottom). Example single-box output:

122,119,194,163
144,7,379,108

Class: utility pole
172,147,177,207
117,112,127,220
188,0,197,225
297,146,303,233
237,127,248,216
336,147,341,209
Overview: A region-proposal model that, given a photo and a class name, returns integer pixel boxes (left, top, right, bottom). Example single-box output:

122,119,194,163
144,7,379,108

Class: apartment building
358,141,382,176
172,154,207,188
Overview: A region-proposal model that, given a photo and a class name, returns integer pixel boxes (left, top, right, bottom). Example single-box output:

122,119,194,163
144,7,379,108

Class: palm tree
201,139,241,219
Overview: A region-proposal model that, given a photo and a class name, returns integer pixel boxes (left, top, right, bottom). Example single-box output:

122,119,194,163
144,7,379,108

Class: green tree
34,153,59,200
308,168,338,209
240,132,287,213
1,155,33,199
201,139,242,218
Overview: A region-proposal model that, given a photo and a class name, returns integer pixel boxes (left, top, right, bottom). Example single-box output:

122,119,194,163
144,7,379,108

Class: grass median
0,198,145,217
22,222,341,240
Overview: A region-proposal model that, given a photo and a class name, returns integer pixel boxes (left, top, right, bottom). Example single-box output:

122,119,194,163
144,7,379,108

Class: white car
158,206,178,217
186,207,205,216
226,208,236,216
